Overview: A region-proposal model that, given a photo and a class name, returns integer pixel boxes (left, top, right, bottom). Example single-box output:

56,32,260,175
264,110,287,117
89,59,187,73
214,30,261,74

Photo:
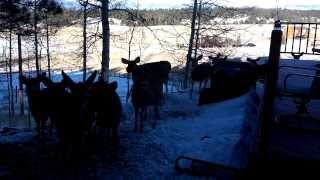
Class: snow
1,21,320,176
0,128,35,144
2,56,320,177
0,69,262,178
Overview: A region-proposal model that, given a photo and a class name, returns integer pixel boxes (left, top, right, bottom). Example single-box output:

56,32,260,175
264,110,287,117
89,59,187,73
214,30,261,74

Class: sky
63,0,320,10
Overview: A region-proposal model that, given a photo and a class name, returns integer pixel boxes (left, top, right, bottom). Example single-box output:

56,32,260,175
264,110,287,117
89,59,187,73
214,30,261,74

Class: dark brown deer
60,70,97,141
190,54,228,98
19,73,50,137
199,60,260,105
90,78,122,145
190,55,208,98
122,57,166,132
40,71,97,148
131,79,161,133
247,57,268,82
121,57,171,93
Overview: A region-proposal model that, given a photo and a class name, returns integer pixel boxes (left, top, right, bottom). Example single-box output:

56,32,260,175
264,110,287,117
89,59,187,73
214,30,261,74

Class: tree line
58,7,320,26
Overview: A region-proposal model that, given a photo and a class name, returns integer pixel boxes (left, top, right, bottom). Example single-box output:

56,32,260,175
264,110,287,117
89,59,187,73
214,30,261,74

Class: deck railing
280,21,320,59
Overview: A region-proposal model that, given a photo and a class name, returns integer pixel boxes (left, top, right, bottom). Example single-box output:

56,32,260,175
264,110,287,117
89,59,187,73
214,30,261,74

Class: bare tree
77,0,142,82
27,0,62,76
79,0,89,81
100,0,110,81
0,0,32,116
184,0,238,88
184,0,199,88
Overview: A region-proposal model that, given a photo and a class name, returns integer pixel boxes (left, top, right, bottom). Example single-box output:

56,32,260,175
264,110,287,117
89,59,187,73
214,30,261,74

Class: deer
130,79,162,133
246,57,268,82
89,77,122,145
121,57,165,132
121,56,171,95
190,54,228,98
199,57,263,105
39,71,97,147
19,73,50,137
60,70,97,141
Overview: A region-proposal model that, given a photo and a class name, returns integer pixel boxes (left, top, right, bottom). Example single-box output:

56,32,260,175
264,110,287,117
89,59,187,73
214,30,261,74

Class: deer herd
19,54,267,151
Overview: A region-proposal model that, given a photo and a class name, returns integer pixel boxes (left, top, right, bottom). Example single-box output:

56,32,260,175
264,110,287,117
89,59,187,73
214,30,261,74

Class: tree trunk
184,0,198,88
9,30,14,116
101,0,110,82
18,34,24,116
126,25,136,102
193,1,202,67
46,16,51,79
34,1,40,75
6,57,12,121
82,1,88,81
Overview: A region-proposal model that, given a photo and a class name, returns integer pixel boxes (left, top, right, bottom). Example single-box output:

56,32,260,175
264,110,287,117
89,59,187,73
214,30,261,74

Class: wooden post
258,21,282,157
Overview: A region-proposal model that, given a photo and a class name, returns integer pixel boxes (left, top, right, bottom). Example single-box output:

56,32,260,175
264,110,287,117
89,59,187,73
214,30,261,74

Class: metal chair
276,64,320,130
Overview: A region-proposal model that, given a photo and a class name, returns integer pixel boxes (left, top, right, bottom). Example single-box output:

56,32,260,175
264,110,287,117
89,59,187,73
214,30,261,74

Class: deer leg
190,82,194,99
34,114,42,138
140,109,145,133
204,78,208,88
134,108,139,133
112,126,119,147
153,105,159,129
199,81,203,91
165,80,169,93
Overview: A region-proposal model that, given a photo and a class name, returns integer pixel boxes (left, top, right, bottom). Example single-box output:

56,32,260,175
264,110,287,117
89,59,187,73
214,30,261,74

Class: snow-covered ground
1,58,320,178
1,21,320,178
4,23,320,74
0,70,261,178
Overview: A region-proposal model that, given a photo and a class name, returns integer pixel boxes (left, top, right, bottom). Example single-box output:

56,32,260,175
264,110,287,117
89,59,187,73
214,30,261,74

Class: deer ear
121,58,129,64
86,71,97,85
19,74,27,84
36,72,46,81
134,57,140,63
62,70,74,85
40,75,52,87
108,81,118,91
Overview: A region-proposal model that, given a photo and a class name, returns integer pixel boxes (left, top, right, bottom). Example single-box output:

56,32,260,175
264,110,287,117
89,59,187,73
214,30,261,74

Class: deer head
121,57,140,73
190,55,203,64
19,72,46,95
208,54,228,64
61,70,97,97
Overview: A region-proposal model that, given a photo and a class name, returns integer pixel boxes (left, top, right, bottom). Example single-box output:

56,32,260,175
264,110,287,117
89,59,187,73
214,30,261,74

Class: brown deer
121,57,171,93
19,73,50,137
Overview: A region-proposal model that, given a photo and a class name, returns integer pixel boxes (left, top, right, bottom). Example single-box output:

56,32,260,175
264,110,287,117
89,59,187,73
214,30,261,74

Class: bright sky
64,0,320,10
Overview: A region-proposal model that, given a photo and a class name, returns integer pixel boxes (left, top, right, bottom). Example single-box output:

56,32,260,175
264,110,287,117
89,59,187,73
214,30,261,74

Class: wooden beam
258,21,282,157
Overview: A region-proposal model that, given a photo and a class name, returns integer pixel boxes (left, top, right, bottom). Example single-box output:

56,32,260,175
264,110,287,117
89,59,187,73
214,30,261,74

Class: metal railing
280,22,320,58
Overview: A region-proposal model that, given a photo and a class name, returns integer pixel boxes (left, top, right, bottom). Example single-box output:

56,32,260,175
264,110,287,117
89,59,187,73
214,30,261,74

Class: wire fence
0,70,185,130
